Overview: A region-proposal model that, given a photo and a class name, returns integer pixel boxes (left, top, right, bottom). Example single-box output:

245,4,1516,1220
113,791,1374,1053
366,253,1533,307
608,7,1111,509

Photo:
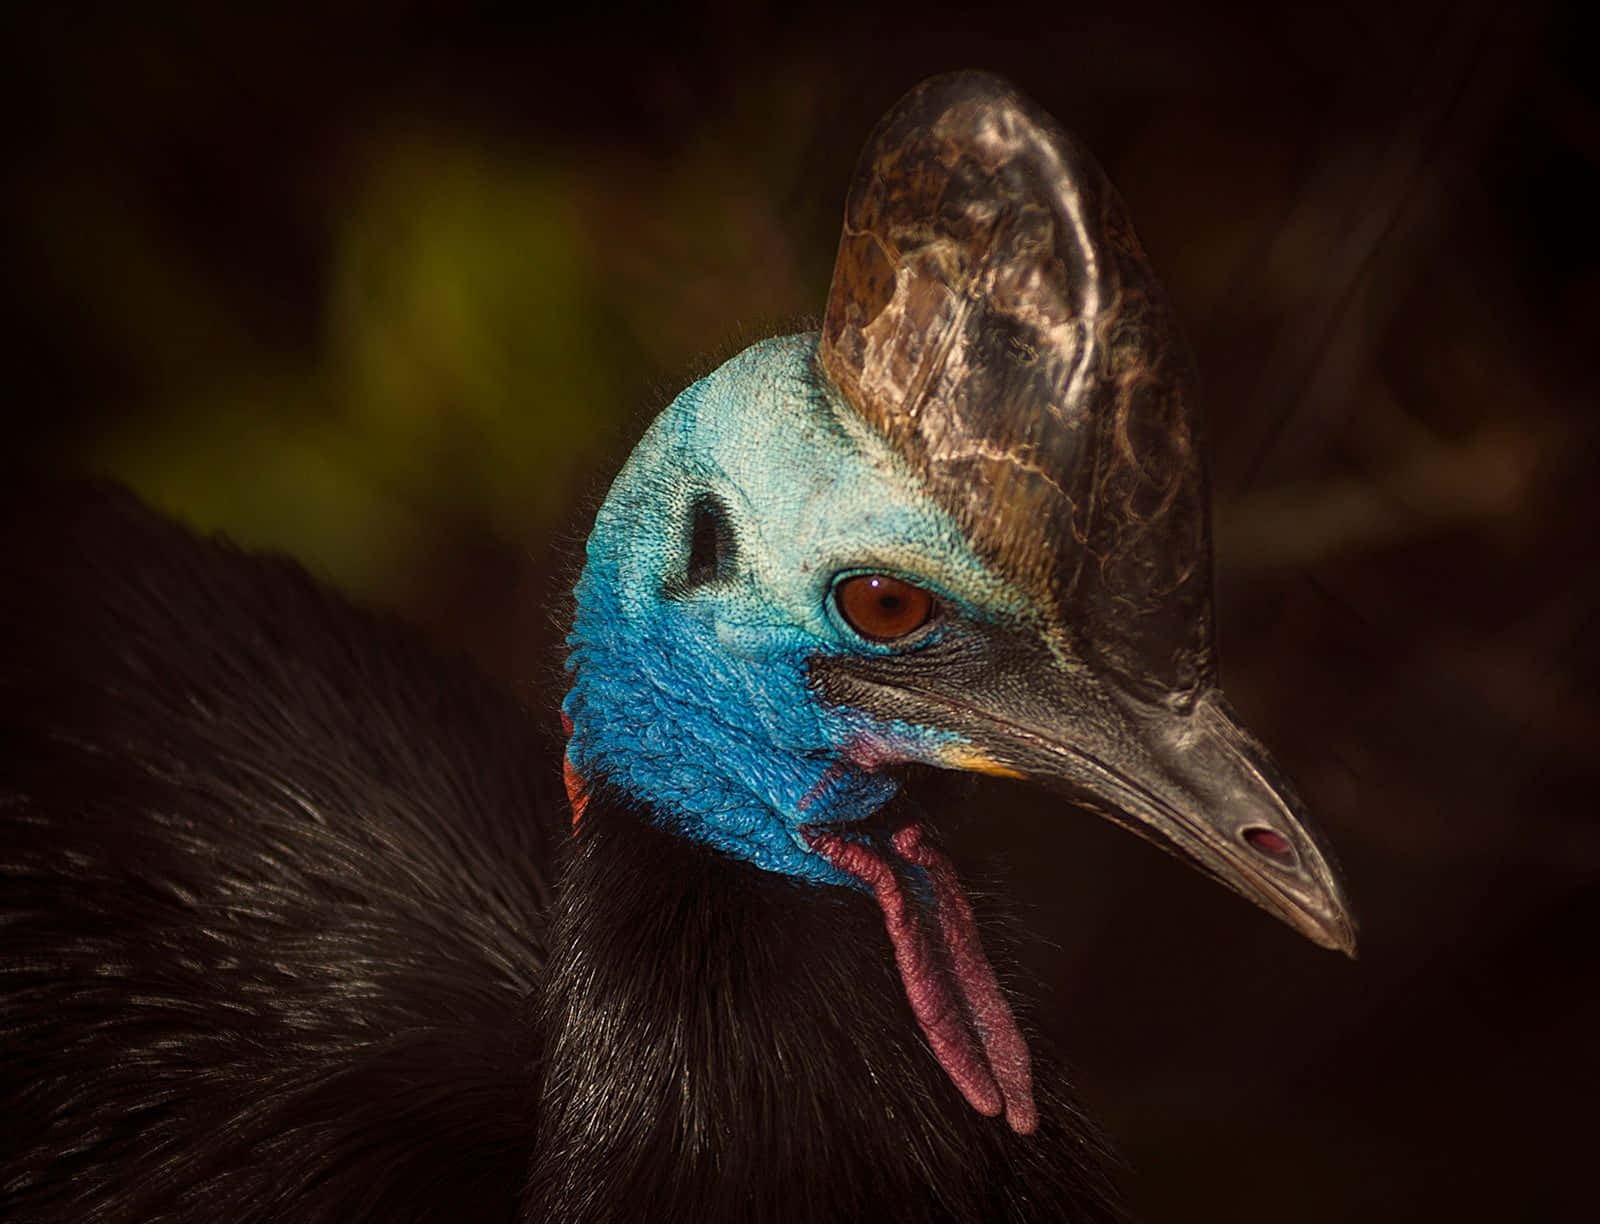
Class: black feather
0,484,558,1221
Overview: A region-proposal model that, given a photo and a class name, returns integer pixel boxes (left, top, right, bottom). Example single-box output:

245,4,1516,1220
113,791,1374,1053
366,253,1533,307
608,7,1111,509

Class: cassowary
1,73,1353,1222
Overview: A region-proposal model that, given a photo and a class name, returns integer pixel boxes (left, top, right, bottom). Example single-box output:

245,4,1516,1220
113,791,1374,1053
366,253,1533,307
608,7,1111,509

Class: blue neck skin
563,334,1025,887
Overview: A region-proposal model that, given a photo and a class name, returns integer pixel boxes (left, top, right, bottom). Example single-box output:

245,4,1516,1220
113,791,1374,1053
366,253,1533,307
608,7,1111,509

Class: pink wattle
807,825,1037,1136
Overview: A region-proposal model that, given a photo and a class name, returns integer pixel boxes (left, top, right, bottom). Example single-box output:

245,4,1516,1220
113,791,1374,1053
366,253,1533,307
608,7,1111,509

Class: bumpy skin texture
563,333,1027,886
822,70,1213,702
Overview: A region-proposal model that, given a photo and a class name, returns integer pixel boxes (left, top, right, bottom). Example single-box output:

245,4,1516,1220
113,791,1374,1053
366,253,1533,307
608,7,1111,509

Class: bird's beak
812,636,1357,956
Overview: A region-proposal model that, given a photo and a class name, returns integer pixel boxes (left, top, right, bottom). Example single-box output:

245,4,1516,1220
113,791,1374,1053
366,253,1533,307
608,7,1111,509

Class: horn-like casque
820,70,1211,701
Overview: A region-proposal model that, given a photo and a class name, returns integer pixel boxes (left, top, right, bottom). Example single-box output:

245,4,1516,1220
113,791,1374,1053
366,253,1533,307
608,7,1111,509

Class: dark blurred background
5,2,1596,1219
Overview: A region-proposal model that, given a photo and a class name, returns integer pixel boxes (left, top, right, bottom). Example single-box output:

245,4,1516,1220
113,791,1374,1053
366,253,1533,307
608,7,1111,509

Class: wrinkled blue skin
565,333,1030,887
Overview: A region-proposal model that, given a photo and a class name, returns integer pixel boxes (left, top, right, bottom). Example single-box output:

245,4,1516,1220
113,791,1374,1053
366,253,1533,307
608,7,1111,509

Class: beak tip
1311,912,1359,959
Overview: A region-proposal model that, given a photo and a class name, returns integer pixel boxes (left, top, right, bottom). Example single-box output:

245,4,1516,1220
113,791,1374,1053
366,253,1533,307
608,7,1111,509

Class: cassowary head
564,72,1353,1135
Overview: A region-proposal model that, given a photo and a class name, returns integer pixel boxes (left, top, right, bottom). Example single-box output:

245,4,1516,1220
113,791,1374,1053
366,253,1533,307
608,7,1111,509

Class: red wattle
807,825,1037,1135
892,825,1036,1134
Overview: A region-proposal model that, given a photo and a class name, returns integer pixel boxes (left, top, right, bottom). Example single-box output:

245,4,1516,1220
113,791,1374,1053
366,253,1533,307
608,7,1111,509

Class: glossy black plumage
533,787,1122,1222
0,483,557,1221
0,483,1124,1221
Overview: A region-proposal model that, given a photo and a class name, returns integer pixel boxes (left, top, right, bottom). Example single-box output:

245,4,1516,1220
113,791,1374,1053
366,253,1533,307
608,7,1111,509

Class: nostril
1243,827,1293,860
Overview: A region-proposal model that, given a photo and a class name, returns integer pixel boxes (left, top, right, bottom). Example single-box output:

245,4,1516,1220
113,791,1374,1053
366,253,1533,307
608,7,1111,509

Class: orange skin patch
564,753,589,830
561,711,589,830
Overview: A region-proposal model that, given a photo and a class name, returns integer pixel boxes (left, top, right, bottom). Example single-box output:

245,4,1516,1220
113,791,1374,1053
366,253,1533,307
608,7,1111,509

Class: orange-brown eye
835,574,935,642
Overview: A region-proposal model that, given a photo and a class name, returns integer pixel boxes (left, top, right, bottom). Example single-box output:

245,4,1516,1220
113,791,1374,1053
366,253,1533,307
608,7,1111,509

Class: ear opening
684,493,736,589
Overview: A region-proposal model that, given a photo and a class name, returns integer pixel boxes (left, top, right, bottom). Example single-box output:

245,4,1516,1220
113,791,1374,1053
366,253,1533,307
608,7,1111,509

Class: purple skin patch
807,823,1037,1136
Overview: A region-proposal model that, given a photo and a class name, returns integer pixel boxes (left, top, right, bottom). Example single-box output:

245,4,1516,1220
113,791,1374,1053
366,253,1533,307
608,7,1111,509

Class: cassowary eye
834,574,935,642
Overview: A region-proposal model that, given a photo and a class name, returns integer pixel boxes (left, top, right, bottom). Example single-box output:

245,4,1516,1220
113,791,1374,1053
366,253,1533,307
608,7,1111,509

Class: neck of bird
561,556,901,886
553,474,1116,1214
558,562,1046,1153
523,784,1124,1224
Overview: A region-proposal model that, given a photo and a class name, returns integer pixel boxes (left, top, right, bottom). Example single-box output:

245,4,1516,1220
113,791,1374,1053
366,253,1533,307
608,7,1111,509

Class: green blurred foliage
13,60,844,603
55,131,625,597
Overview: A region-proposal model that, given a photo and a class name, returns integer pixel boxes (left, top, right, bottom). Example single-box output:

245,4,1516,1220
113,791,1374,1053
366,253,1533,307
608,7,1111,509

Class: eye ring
834,573,937,643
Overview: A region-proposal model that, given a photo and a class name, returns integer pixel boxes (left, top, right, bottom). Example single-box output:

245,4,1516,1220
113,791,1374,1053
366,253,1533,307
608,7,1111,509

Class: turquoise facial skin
564,332,1029,885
